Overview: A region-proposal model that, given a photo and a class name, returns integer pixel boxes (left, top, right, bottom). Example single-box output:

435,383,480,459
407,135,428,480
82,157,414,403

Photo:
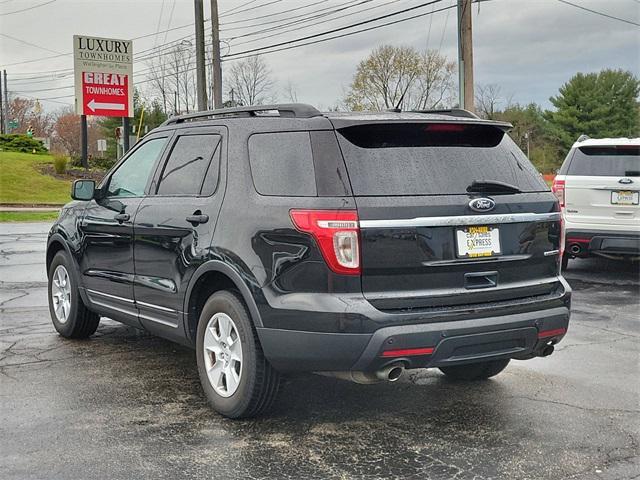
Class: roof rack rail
160,103,322,126
576,134,590,142
412,108,480,119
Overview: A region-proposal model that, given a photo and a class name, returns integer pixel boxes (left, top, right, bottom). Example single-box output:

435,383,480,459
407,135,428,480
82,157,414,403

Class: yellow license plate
456,226,501,258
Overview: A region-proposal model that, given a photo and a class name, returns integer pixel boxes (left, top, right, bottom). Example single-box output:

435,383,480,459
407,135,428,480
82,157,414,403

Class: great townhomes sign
73,35,133,117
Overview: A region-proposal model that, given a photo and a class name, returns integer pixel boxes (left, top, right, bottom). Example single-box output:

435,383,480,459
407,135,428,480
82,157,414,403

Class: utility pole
3,70,8,133
0,71,5,134
81,115,88,169
122,117,130,154
457,0,474,112
194,0,207,111
210,0,223,108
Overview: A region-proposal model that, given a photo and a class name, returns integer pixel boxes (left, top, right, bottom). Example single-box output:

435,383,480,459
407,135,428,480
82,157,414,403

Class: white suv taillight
551,178,565,208
290,210,361,275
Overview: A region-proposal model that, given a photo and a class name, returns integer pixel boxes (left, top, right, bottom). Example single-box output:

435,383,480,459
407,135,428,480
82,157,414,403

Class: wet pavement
1,222,639,480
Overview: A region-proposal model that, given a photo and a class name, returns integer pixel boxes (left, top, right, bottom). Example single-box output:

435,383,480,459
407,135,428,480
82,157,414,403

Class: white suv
553,136,640,269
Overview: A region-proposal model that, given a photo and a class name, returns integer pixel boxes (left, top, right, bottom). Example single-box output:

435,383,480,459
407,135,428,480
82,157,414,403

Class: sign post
73,35,133,166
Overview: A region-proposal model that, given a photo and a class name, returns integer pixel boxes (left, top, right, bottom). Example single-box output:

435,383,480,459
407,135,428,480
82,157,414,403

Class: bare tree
7,97,54,136
52,108,99,158
146,41,196,115
344,45,455,111
475,83,503,119
226,55,275,106
412,50,456,109
284,80,299,103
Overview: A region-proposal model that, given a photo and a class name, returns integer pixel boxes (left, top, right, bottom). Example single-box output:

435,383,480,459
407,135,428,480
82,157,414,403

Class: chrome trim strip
86,289,134,304
90,299,138,317
544,250,560,256
136,300,176,313
359,212,562,229
138,313,178,328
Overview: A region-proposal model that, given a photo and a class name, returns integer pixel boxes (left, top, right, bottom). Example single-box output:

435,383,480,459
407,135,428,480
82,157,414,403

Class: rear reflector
381,347,435,358
538,328,567,339
290,209,360,275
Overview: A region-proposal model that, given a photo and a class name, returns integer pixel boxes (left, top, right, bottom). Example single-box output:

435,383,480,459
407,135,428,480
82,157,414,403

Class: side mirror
71,179,96,201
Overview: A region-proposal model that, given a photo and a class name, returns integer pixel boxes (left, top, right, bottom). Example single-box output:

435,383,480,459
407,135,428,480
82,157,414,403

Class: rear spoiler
329,117,513,132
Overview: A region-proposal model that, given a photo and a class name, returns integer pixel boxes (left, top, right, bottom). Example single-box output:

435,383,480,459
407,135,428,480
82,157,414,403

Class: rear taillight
551,179,565,208
290,209,360,275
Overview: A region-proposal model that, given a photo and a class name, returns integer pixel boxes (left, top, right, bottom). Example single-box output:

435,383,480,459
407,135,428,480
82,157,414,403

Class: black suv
46,104,571,418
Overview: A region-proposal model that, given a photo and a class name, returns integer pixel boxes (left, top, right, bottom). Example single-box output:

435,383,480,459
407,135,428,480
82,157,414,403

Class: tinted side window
567,146,640,176
108,137,168,197
248,132,317,196
157,134,221,196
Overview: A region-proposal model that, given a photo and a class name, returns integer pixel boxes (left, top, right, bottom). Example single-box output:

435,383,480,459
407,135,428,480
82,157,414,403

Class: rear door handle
186,214,209,225
114,213,130,223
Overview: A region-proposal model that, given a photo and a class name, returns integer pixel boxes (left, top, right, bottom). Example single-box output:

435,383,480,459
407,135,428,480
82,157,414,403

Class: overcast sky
1,0,638,113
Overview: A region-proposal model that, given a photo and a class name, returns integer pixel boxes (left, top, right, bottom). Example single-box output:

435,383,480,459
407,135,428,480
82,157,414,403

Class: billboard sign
73,35,133,117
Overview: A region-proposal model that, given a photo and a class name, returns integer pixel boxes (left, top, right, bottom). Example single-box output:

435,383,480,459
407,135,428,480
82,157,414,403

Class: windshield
336,123,548,196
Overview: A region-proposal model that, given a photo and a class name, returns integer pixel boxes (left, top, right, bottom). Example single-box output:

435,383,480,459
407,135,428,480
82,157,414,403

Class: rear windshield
567,146,640,177
336,123,548,196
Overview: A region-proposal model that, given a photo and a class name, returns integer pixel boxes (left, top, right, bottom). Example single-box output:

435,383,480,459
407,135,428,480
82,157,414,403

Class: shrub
53,155,68,174
91,155,116,171
0,134,47,154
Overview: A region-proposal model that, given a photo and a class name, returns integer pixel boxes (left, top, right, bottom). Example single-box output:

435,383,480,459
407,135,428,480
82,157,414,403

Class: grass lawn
0,151,72,205
0,211,60,222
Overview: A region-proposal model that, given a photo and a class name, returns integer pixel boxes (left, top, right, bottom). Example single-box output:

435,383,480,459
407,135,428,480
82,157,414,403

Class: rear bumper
257,303,570,372
565,228,640,257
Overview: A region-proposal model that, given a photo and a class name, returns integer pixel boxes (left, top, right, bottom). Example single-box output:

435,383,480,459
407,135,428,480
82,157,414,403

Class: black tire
196,290,280,419
439,359,510,381
561,254,569,271
48,251,100,338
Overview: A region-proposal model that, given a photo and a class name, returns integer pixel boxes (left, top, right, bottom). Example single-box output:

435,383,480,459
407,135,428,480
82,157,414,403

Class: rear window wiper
467,180,522,194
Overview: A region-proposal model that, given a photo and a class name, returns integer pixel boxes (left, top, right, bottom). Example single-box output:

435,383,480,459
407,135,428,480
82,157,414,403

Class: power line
22,1,456,100
220,0,261,16
220,0,330,28
9,0,432,90
556,0,640,27
0,0,56,16
6,0,362,74
229,0,404,48
12,0,452,96
0,33,64,55
223,0,445,59
219,0,283,18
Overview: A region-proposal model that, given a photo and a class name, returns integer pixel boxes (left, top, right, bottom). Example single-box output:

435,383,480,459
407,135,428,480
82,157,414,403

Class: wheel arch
183,261,264,345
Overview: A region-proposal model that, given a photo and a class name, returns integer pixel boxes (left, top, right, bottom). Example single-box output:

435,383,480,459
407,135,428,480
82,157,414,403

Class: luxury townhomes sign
73,35,133,117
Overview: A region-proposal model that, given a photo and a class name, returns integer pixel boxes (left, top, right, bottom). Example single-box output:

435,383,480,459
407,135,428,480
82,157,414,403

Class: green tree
497,103,562,173
545,69,640,151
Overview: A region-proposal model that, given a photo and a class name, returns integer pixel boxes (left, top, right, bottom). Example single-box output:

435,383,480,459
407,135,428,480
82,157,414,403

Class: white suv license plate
611,190,639,205
456,226,501,258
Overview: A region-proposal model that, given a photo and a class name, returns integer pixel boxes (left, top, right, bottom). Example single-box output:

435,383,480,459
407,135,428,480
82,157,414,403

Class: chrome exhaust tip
375,364,405,382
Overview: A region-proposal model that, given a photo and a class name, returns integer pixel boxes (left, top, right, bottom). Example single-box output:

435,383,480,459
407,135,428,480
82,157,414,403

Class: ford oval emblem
469,198,496,212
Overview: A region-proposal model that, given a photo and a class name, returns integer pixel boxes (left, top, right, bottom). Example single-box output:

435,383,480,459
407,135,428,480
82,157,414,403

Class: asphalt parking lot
1,222,638,480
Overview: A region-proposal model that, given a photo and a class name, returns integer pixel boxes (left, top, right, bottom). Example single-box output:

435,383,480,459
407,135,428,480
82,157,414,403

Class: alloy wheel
51,265,71,324
202,313,243,397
